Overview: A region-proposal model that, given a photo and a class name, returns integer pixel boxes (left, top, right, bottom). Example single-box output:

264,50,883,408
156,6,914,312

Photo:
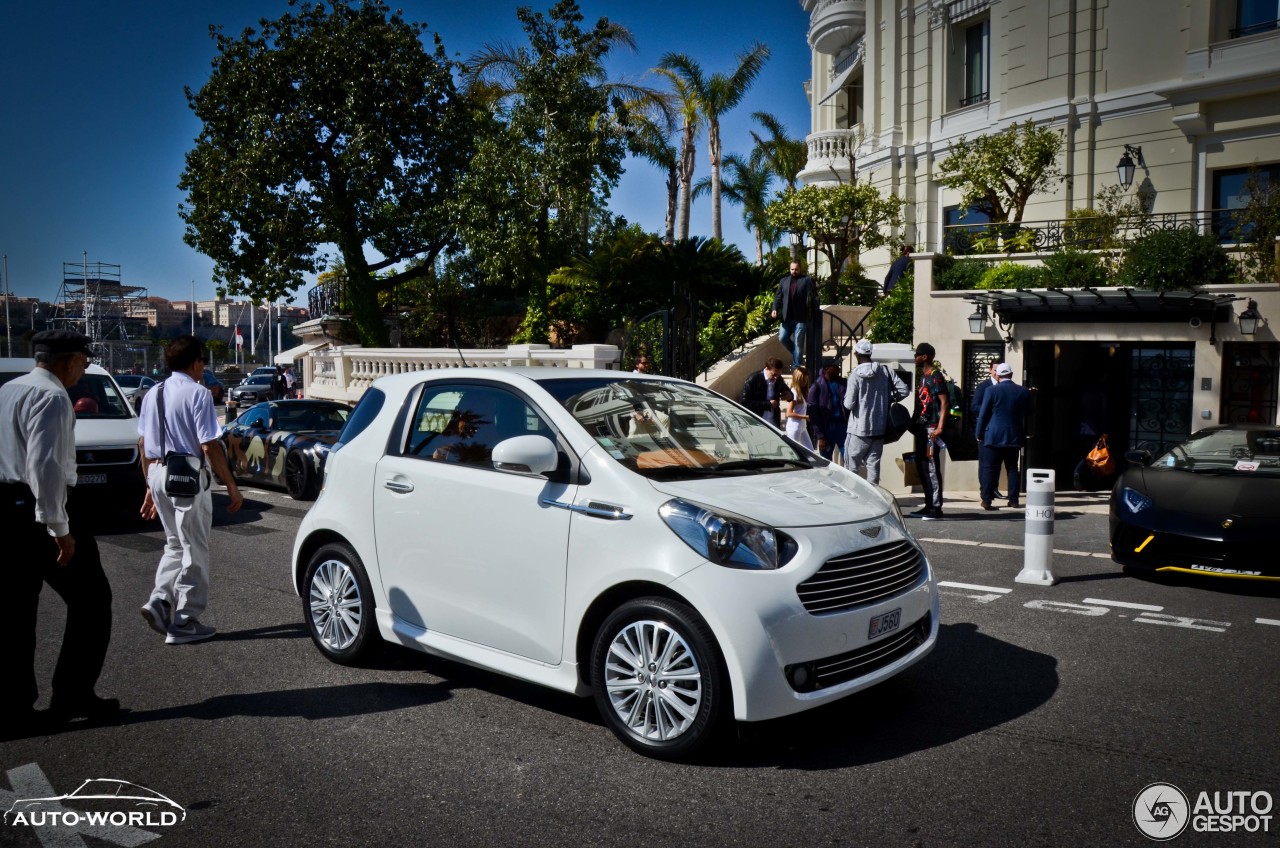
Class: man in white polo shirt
137,335,243,644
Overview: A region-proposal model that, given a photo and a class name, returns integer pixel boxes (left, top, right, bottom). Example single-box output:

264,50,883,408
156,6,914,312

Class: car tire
302,542,379,666
590,597,728,760
284,450,318,500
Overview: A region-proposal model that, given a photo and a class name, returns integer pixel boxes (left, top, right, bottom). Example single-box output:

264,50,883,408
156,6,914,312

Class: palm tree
652,67,703,242
659,44,771,242
694,154,778,265
620,89,679,244
749,111,807,192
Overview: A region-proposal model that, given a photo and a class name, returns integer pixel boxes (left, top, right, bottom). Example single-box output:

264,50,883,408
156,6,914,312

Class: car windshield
67,374,133,420
244,375,273,386
275,404,349,432
541,377,814,480
1154,428,1280,477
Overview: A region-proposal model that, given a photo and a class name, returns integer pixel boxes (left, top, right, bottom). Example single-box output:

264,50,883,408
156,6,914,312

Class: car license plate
79,473,108,485
868,608,902,640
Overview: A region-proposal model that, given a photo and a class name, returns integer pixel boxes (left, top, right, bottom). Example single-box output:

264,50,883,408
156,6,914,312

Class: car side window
405,384,548,470
239,408,268,429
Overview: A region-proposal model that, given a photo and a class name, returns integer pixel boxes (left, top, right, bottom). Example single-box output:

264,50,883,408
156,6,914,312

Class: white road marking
938,581,1012,593
1135,612,1230,633
1083,598,1164,612
940,591,1006,603
1024,600,1110,616
1256,618,1280,627
918,537,1110,559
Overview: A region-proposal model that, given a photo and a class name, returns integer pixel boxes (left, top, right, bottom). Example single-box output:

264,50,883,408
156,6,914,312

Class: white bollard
1016,468,1058,586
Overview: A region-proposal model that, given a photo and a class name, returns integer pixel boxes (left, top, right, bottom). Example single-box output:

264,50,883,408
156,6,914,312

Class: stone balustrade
303,343,621,404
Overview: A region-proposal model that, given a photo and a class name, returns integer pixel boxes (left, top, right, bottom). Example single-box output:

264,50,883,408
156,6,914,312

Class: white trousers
147,462,213,624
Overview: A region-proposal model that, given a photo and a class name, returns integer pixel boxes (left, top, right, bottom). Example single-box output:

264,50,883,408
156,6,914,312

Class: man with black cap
911,342,948,519
0,330,118,737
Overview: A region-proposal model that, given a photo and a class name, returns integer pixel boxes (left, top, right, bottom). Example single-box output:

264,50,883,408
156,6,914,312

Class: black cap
914,342,935,359
32,329,93,357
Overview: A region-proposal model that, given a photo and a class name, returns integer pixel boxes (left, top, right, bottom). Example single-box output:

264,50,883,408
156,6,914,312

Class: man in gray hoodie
843,339,910,484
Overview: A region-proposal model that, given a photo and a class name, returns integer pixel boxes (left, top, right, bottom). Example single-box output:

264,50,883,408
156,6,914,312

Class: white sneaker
140,598,171,636
165,618,216,645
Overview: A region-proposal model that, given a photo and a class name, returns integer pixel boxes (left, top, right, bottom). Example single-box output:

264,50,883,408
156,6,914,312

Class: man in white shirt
0,330,118,736
283,364,297,397
137,335,243,645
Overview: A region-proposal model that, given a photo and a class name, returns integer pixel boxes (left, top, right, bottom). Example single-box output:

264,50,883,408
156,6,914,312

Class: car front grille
76,448,138,466
787,612,931,692
796,538,926,615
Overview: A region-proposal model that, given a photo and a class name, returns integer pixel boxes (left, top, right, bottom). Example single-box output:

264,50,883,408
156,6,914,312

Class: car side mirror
492,435,560,476
1124,449,1152,465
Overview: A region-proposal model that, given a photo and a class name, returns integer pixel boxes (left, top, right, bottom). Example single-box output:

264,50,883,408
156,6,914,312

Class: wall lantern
967,304,988,334
1239,299,1261,336
1117,144,1144,190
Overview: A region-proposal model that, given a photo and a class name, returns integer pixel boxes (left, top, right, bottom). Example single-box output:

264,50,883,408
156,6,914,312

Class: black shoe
48,695,121,723
910,506,932,516
1,708,50,740
921,508,944,520
994,491,1006,500
1008,500,1021,509
981,501,999,511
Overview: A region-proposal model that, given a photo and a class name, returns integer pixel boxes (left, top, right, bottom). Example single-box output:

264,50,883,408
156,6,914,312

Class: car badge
84,452,95,463
1221,519,1233,529
860,526,882,538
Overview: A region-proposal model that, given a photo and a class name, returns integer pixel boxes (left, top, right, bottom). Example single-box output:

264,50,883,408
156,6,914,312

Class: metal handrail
942,208,1253,256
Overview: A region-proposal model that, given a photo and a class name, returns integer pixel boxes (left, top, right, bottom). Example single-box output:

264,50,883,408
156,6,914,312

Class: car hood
1130,467,1280,519
76,416,140,448
647,465,889,528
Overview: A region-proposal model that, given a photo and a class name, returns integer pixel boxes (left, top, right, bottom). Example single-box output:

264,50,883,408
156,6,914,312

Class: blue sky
0,1,812,309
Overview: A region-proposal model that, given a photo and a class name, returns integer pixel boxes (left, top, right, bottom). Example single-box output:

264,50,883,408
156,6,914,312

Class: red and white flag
234,326,244,348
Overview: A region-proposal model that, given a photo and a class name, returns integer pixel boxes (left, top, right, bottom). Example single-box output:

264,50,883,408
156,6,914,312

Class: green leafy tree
1116,228,1235,291
766,182,904,301
868,274,913,344
658,44,771,242
694,153,778,265
1232,168,1280,284
749,112,806,193
179,0,473,347
458,0,637,343
548,226,664,343
937,120,1065,224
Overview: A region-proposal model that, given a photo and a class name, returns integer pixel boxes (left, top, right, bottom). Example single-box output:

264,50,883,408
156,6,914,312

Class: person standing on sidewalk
843,339,909,484
976,362,1031,510
911,342,948,519
0,330,118,736
771,262,815,369
808,360,847,462
137,335,243,645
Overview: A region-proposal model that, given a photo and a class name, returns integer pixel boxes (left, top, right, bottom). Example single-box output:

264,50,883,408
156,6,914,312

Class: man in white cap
976,361,1031,510
843,338,909,484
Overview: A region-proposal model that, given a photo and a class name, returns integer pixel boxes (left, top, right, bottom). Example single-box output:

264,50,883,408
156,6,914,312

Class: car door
373,381,574,665
230,405,270,481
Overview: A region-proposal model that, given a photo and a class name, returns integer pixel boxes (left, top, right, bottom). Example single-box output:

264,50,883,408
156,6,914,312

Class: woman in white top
784,367,813,449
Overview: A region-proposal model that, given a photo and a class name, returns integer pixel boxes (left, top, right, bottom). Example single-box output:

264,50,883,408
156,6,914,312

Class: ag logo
1133,782,1190,840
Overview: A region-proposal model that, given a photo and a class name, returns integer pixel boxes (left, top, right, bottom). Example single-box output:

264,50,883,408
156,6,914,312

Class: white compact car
292,369,939,758
0,358,147,517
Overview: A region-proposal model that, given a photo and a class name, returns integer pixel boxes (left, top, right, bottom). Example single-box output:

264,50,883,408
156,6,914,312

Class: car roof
368,367,681,395
1,358,115,378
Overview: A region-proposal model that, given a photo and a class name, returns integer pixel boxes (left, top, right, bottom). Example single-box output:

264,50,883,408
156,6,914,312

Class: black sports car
1109,425,1280,581
221,400,350,500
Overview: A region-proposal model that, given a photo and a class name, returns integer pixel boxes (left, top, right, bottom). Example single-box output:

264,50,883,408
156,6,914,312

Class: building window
1212,162,1280,241
1233,0,1280,37
1221,343,1279,424
839,74,864,129
961,20,990,106
943,204,993,254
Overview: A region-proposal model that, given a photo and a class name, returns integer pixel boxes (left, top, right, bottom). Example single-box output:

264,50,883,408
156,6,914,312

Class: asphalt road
3,486,1277,848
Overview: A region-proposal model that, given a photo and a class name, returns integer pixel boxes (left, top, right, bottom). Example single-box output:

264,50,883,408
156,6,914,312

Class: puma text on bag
164,453,202,498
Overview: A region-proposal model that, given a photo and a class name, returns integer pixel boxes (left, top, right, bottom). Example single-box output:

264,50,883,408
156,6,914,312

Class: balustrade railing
943,208,1248,256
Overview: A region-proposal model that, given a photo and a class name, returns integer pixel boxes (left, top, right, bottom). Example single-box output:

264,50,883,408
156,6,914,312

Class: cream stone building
800,0,1280,490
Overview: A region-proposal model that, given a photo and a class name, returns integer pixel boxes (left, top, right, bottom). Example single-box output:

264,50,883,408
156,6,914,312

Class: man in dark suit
975,362,1031,510
771,262,815,368
741,357,785,428
970,357,1004,499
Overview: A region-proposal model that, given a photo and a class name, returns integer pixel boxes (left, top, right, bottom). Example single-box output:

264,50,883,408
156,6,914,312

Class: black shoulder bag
156,382,204,497
883,366,911,444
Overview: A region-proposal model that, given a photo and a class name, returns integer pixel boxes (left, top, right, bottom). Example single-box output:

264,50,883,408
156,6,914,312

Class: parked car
291,369,939,759
114,374,157,410
227,374,277,408
221,400,349,499
1110,425,1279,580
200,369,224,404
0,358,147,519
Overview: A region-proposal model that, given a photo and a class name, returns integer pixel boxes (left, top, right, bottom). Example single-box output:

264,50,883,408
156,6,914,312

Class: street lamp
1117,144,1143,190
967,303,988,334
1238,299,1261,336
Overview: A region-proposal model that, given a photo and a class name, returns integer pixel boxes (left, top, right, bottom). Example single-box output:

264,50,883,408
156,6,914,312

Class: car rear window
334,388,385,450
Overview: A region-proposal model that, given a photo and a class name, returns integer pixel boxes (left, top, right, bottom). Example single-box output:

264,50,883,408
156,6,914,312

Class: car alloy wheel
591,597,726,759
303,542,378,665
284,451,315,500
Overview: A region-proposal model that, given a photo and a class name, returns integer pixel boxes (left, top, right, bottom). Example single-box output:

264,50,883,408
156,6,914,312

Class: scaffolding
51,259,151,373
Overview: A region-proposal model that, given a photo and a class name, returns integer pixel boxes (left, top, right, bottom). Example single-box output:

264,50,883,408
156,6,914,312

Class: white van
0,358,146,518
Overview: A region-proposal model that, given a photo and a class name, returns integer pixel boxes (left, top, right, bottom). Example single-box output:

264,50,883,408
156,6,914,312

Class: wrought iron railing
307,280,347,317
959,90,990,107
942,208,1249,256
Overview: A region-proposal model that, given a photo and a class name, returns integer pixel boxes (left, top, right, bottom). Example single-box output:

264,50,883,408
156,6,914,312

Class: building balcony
797,128,867,183
805,0,865,54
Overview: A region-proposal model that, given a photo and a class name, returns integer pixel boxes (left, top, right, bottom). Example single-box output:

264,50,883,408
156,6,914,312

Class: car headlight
1121,487,1152,514
658,499,797,570
875,484,905,526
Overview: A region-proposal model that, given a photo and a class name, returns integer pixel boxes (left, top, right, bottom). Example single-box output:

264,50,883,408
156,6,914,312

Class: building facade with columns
800,0,1280,490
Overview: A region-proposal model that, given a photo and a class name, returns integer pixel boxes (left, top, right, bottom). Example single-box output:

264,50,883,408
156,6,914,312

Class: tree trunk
665,162,678,244
755,230,764,266
708,117,722,241
677,123,696,242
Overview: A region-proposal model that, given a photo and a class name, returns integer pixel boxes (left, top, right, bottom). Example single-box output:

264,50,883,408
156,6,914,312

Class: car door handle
539,497,632,520
384,479,414,494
